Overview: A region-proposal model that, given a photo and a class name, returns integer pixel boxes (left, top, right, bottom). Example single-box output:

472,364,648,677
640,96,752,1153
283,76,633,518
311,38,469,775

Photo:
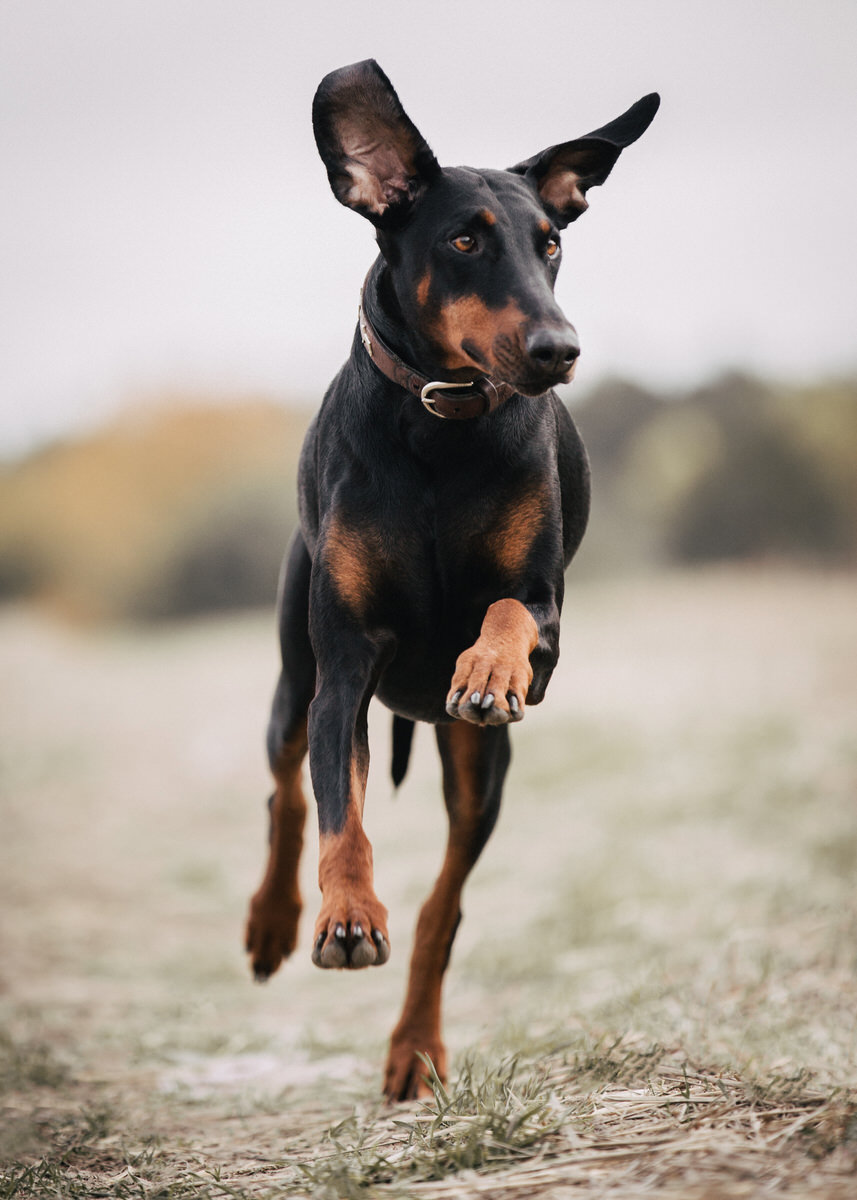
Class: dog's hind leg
384,721,510,1100
246,532,316,980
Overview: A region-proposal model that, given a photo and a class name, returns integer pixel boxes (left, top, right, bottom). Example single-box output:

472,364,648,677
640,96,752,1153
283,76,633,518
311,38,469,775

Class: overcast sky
1,0,856,456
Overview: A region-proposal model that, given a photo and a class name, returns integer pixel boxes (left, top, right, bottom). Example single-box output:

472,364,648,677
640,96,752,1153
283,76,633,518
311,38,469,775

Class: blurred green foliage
572,372,857,574
0,374,854,621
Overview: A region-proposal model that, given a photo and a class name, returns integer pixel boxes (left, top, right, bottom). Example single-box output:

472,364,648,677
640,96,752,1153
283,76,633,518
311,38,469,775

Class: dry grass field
1,567,856,1197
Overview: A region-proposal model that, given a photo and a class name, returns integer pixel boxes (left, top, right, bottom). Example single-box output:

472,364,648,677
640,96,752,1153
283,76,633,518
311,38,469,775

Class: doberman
245,60,659,1101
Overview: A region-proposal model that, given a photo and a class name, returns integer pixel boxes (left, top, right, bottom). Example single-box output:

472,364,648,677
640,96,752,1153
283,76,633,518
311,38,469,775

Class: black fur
247,60,659,1100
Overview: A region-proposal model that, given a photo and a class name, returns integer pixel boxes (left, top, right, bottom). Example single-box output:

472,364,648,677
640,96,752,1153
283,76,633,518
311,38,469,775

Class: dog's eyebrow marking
478,208,497,226
538,218,551,234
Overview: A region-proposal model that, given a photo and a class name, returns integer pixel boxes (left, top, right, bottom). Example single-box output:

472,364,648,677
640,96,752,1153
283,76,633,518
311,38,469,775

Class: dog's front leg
445,597,558,725
307,614,393,970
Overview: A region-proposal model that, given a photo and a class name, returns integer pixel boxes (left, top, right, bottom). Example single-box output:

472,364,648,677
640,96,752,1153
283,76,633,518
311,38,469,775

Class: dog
245,59,659,1100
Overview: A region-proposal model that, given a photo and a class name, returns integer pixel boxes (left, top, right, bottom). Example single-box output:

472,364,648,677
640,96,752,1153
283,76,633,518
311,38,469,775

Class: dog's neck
360,259,445,375
358,260,515,420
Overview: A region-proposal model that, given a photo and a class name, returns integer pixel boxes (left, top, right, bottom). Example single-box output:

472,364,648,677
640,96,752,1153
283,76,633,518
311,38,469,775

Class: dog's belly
373,635,458,725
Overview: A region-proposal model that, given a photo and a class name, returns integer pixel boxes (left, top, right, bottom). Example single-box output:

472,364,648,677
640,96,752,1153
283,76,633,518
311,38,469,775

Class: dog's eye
451,234,476,254
546,238,560,259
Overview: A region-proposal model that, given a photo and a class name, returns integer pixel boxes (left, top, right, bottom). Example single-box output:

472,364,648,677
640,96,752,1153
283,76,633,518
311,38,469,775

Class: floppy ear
312,59,440,227
510,93,660,227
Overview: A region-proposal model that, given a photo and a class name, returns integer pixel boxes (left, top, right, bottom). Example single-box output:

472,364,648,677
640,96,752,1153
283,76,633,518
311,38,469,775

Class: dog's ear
312,59,440,228
510,93,660,228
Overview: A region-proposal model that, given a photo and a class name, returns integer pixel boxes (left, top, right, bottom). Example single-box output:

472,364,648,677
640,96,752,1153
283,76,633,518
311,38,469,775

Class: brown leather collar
358,289,516,420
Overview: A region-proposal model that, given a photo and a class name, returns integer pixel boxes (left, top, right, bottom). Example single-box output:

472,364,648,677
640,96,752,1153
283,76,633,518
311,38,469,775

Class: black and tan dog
245,60,658,1100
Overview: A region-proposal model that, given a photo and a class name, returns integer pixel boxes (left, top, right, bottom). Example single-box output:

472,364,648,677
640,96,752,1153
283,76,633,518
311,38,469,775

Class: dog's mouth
462,326,579,397
500,354,578,397
449,325,579,397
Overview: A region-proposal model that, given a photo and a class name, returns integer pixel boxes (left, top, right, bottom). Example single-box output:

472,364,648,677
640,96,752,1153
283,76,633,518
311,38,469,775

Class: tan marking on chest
324,515,383,616
484,483,548,577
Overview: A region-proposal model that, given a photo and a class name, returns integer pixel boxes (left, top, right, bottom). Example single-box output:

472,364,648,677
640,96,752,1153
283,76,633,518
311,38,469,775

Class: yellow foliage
0,396,310,620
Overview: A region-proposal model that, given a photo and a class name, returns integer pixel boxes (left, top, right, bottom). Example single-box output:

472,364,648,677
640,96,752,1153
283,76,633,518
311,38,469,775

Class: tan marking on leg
384,724,484,1100
313,736,388,969
314,804,390,969
447,599,538,723
245,719,308,978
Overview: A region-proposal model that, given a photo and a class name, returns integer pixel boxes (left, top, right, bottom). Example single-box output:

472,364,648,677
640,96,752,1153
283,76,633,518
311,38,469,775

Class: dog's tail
391,715,415,789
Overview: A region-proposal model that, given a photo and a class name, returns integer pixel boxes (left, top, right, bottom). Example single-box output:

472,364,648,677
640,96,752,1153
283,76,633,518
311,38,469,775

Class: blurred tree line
572,372,857,574
0,373,854,622
0,400,306,622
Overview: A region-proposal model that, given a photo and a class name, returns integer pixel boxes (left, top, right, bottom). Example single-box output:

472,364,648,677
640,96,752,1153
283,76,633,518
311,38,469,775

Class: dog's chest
321,470,554,627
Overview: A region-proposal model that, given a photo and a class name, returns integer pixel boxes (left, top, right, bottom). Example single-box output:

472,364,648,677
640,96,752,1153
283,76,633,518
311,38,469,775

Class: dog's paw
445,599,537,726
445,646,531,725
384,1031,447,1102
311,895,390,969
245,891,302,981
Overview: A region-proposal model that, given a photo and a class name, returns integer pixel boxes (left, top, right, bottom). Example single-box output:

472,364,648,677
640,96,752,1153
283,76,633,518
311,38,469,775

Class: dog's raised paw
445,679,526,725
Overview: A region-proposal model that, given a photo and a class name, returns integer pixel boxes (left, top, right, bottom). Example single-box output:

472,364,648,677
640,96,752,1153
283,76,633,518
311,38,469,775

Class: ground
1,567,856,1197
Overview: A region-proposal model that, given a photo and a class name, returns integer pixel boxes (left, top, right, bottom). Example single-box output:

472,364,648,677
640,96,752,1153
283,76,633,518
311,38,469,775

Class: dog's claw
312,920,390,969
311,931,327,966
372,929,391,964
446,683,527,726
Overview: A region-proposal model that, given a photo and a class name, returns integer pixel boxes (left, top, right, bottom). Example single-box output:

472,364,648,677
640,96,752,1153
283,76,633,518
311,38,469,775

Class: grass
1,567,856,1197
286,1038,857,1198
295,1052,567,1196
7,1036,852,1199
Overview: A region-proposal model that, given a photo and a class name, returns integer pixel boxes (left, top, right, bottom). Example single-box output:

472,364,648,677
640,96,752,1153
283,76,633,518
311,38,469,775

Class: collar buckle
420,380,481,418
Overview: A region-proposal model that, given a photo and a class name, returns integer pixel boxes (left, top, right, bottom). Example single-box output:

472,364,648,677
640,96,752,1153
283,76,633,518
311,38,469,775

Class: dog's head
313,60,659,396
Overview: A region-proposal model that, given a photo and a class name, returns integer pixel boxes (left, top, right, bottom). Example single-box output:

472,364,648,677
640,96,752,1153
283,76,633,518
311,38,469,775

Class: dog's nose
526,326,580,375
